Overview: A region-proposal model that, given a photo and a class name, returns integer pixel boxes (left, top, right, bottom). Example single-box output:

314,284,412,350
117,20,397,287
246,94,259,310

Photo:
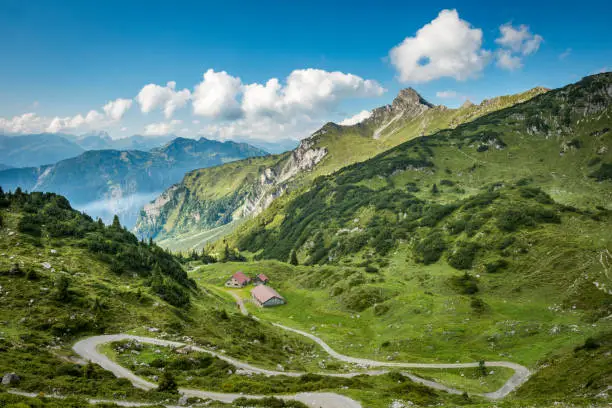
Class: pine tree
223,243,230,262
431,183,439,194
157,372,178,393
83,361,97,379
112,215,121,229
478,360,487,377
289,249,299,266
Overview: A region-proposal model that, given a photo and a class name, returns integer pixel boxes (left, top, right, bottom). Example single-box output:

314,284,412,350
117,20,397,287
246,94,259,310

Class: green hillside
204,73,612,402
0,189,346,407
135,86,548,251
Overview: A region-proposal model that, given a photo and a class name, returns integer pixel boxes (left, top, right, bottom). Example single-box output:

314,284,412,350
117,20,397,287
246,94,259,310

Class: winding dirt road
227,291,531,399
65,293,531,408
73,334,362,408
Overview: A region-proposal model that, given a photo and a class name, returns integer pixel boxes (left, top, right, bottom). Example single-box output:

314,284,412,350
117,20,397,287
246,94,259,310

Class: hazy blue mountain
71,132,178,151
0,133,85,167
0,137,268,226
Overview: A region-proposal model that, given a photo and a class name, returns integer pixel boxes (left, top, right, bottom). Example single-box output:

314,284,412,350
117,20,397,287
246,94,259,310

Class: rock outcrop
369,88,434,139
2,373,20,385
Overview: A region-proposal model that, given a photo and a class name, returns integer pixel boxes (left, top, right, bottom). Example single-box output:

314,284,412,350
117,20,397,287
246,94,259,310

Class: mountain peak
461,100,475,109
392,88,434,109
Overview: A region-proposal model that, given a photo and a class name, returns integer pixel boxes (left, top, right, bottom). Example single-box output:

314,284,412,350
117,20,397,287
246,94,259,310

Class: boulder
2,372,20,385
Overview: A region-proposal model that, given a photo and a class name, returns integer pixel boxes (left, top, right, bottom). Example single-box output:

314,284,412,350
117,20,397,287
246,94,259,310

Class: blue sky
0,0,610,146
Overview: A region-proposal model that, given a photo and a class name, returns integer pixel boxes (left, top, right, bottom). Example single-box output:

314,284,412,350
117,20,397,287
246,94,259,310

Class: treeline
0,187,195,307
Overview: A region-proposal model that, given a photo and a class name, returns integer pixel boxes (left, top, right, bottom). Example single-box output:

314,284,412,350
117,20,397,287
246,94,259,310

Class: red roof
257,273,269,282
232,271,250,284
251,285,284,304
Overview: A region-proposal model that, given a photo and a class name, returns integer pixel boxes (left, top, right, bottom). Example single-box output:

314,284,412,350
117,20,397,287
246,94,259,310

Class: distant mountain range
0,133,85,168
0,137,268,227
0,132,179,168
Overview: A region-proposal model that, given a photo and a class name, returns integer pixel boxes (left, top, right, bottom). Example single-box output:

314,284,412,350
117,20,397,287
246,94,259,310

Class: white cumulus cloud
143,119,182,136
496,49,523,71
389,9,490,83
496,23,543,55
339,110,372,126
192,68,384,141
495,23,543,70
192,69,242,119
242,69,384,120
103,98,133,121
136,81,191,118
0,113,47,134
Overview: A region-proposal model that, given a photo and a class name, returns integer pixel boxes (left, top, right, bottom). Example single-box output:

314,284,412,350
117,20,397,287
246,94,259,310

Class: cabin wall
262,297,286,307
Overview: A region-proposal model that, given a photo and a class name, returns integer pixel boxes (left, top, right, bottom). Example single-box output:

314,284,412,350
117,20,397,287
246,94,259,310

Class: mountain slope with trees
204,73,612,403
135,86,548,250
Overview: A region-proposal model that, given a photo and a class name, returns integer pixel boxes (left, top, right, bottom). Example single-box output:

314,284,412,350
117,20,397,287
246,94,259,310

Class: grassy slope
0,192,336,406
134,154,287,244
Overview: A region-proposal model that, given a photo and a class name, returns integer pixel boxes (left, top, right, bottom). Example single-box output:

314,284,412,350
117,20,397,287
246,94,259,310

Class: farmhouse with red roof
225,271,251,288
254,273,270,285
251,285,286,307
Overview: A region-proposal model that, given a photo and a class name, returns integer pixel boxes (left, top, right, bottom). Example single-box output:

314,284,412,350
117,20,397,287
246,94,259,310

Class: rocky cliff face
241,138,327,216
134,133,329,242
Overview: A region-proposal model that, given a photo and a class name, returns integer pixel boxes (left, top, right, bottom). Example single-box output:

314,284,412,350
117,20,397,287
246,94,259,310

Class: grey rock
2,372,20,385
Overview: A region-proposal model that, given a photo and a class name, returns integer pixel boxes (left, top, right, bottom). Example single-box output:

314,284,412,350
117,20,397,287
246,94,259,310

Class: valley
2,2,611,407
1,74,611,408
0,137,268,227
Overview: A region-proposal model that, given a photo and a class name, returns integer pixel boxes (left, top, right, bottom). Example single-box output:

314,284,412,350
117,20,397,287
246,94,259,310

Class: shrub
414,233,447,264
589,163,612,181
485,259,509,273
53,276,71,302
419,204,457,227
288,249,299,266
341,287,389,312
373,303,390,316
365,264,379,273
587,157,602,167
574,337,601,352
497,236,515,250
157,372,178,393
451,273,479,295
496,205,560,232
447,241,480,270
471,298,486,313
406,182,420,192
516,178,532,186
519,187,554,204
448,218,466,235
18,215,42,237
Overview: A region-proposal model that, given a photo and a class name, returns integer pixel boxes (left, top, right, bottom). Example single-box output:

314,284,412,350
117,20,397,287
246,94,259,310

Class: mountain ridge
134,84,551,250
